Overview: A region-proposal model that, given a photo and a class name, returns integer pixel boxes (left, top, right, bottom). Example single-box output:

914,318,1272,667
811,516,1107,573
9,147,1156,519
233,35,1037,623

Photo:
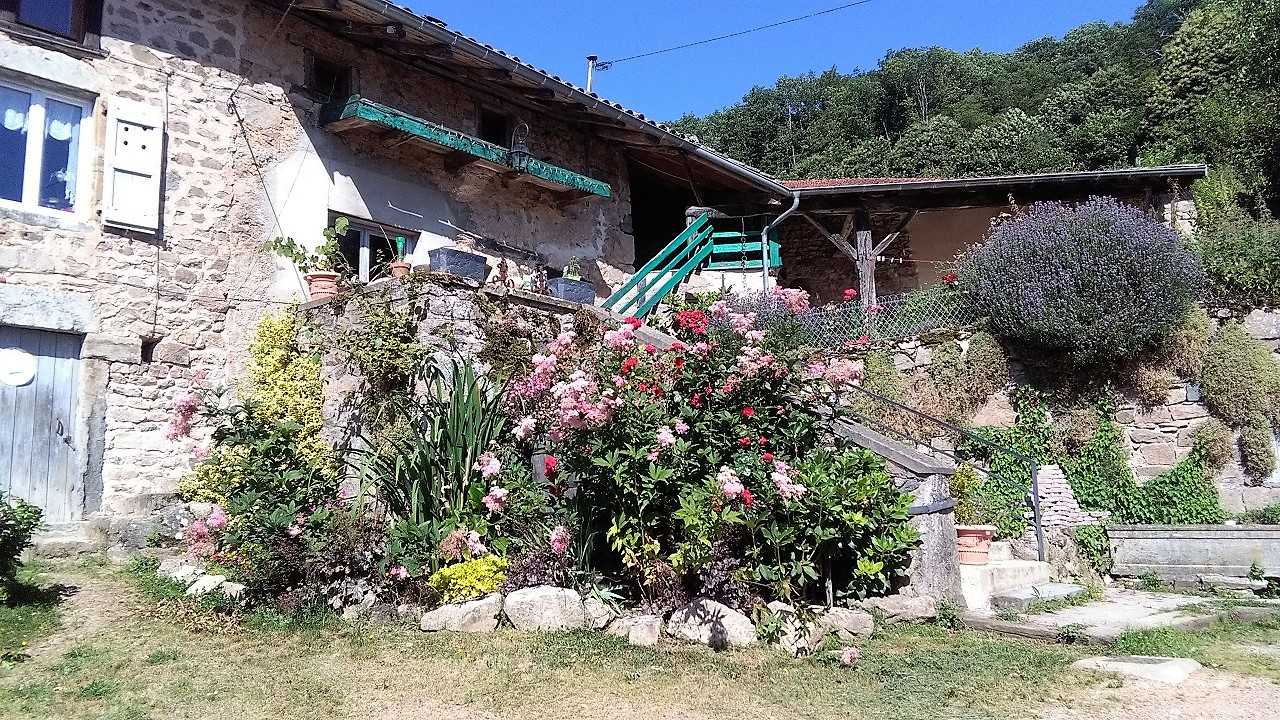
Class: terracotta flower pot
304,271,341,300
955,525,998,565
388,260,412,278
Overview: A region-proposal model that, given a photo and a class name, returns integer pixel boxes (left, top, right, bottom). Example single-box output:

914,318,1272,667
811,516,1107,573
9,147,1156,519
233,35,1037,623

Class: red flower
942,272,958,284
761,452,775,463
758,436,768,446
543,455,558,477
635,382,648,392
741,406,755,418
856,334,871,345
738,437,752,447
621,356,639,375
690,392,703,408
674,357,685,370
675,309,710,335
741,488,754,506
843,288,858,301
644,343,657,354
623,316,642,329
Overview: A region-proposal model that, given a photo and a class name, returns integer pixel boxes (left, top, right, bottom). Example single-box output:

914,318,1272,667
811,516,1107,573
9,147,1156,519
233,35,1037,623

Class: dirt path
1039,669,1280,720
24,571,134,661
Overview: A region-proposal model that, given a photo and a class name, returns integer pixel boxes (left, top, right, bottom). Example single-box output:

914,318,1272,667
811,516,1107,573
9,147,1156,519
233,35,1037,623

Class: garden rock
582,595,615,630
860,594,937,624
186,574,226,596
607,614,662,647
420,593,503,633
813,606,875,640
667,598,757,649
220,582,246,600
396,603,423,624
1198,574,1267,594
159,559,203,585
767,601,828,657
504,586,586,631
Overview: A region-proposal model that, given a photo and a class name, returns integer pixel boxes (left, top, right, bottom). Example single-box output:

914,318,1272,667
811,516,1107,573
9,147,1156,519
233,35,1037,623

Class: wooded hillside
671,0,1280,216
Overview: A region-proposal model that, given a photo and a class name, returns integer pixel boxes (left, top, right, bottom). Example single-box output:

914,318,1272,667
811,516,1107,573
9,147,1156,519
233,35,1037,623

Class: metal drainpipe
759,192,801,292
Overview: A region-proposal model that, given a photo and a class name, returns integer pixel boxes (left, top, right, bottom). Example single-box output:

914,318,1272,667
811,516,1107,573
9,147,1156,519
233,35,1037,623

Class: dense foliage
961,197,1203,368
672,1,1280,213
1200,322,1280,430
0,494,42,584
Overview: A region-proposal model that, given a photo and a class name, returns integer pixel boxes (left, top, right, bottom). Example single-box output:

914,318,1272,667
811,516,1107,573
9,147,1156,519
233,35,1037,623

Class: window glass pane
39,99,81,211
0,87,30,203
337,226,363,280
19,0,75,37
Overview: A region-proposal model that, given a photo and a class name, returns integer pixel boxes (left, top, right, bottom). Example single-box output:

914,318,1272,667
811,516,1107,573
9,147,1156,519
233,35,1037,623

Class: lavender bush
961,196,1203,367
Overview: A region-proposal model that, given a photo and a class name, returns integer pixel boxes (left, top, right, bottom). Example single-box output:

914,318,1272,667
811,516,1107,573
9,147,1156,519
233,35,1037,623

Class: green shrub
1062,415,1131,514
1129,363,1176,407
949,464,985,526
1122,456,1225,525
1194,216,1280,305
1240,416,1277,480
1156,306,1212,380
1072,525,1112,575
1193,418,1235,471
0,494,43,582
965,389,1054,538
1200,321,1280,427
427,555,508,603
1238,503,1280,524
961,196,1204,368
964,331,1010,399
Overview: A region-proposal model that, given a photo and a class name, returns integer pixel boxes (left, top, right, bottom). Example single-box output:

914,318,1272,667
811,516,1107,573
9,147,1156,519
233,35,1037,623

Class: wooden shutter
102,97,164,233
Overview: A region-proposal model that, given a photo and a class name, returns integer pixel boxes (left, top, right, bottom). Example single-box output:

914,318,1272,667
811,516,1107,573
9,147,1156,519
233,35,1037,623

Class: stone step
991,582,1087,612
27,521,105,559
960,559,1052,611
989,541,1014,562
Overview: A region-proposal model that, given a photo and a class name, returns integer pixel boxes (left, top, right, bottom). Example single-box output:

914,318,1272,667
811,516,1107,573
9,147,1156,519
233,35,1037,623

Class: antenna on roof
585,55,598,93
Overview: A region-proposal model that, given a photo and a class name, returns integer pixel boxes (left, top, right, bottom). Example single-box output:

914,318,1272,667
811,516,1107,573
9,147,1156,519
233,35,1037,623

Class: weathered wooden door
0,326,83,523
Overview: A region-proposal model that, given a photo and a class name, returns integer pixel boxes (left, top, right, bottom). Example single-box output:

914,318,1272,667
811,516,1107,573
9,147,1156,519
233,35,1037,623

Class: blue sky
411,1,1144,121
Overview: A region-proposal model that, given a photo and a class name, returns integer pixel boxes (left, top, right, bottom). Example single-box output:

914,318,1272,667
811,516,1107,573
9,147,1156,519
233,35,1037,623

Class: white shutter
102,98,164,233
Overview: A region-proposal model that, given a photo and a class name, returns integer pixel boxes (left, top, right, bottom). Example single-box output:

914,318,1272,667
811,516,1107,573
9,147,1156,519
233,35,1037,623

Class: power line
597,0,877,69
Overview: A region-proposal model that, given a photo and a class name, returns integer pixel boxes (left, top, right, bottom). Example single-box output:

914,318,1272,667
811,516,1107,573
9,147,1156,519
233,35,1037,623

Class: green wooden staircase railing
603,213,782,317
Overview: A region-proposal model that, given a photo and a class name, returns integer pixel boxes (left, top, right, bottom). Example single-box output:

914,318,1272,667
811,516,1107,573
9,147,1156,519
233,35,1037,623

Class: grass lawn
1,562,1278,720
0,563,61,663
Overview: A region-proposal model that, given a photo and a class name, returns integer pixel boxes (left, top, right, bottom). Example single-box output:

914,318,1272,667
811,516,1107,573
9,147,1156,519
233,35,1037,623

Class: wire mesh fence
725,285,979,348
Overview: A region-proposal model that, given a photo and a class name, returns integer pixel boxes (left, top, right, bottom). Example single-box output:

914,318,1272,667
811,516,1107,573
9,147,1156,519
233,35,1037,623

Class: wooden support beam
799,212,857,263
854,209,876,310
337,20,405,40
293,0,343,13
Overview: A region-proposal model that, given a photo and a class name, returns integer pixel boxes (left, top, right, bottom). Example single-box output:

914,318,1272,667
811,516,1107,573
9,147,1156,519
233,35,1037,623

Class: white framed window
332,214,418,283
0,80,93,217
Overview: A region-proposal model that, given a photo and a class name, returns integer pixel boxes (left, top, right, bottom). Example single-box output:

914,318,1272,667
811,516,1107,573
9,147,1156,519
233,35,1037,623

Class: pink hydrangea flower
389,565,410,580
514,416,537,440
823,358,861,387
604,326,636,349
549,525,571,555
717,466,744,499
655,426,677,447
192,446,210,461
466,530,488,556
476,452,502,479
771,286,811,314
482,486,509,513
674,419,689,435
206,505,228,530
531,353,558,375
840,646,860,667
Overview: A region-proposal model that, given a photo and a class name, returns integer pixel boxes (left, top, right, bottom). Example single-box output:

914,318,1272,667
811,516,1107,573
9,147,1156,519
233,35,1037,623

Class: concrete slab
960,559,1051,611
965,587,1215,642
991,582,1086,612
1071,655,1202,684
989,541,1014,562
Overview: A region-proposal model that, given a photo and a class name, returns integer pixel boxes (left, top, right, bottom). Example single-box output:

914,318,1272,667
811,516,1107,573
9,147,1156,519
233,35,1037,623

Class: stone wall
0,0,641,520
882,307,1280,515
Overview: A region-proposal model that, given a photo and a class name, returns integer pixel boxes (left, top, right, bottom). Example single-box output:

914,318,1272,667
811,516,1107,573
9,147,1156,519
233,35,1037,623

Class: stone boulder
158,557,204,585
860,594,937,624
186,574,225,596
814,606,875,641
503,586,586,631
420,593,503,633
583,595,616,630
666,598,757,650
607,614,662,647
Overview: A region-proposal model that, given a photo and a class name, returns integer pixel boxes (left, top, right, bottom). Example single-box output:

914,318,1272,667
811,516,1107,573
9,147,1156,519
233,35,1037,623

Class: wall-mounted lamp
509,121,531,172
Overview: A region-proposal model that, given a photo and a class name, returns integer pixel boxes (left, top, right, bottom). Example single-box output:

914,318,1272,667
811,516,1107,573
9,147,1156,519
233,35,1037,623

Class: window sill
0,22,106,60
0,203,95,233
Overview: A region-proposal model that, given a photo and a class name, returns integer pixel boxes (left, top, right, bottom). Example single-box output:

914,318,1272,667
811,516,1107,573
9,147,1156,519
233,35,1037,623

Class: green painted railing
604,216,782,317
320,95,612,198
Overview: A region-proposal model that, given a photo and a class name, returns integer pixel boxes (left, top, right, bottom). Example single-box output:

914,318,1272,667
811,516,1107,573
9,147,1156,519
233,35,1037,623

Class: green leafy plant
427,555,507,603
1240,416,1277,480
1071,524,1112,576
1238,502,1280,525
1193,418,1234,472
268,216,349,274
948,464,985,526
0,494,42,584
1194,216,1280,306
964,388,1053,538
1200,321,1280,428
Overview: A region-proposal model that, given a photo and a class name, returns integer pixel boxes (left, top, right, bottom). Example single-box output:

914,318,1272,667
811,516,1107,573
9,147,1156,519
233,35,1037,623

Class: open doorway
626,158,696,268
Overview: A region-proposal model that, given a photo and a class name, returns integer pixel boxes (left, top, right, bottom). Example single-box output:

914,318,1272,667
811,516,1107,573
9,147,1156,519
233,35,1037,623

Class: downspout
760,192,800,292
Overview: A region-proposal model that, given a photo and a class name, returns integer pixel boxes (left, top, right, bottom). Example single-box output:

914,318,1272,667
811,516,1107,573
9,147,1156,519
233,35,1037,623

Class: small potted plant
268,217,348,301
388,235,411,278
547,257,595,304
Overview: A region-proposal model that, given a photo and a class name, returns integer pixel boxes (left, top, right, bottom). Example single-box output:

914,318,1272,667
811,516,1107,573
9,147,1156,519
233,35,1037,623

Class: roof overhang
789,165,1209,213
259,0,791,199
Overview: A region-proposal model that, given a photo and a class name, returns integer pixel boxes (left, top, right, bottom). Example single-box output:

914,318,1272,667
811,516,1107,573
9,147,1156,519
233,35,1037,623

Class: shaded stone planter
388,260,411,278
428,247,488,282
304,271,341,300
1109,524,1280,579
547,276,595,305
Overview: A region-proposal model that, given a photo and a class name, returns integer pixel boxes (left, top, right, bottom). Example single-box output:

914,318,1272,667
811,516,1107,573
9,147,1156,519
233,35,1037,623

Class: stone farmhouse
0,0,1270,535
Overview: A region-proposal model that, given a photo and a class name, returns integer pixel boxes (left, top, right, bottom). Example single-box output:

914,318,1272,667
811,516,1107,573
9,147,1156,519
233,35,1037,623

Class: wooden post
854,209,875,309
